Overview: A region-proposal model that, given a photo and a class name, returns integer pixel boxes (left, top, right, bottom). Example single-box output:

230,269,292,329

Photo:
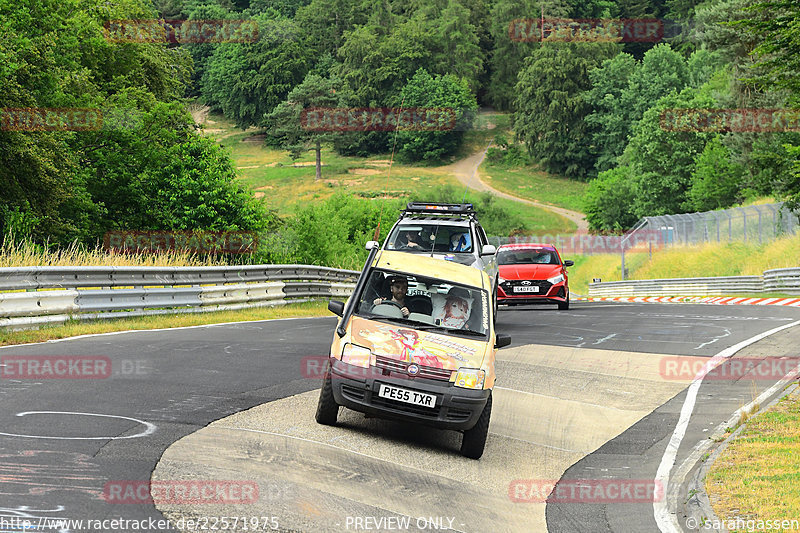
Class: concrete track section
154,344,694,532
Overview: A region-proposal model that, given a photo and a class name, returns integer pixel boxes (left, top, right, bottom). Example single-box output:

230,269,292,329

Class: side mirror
564,260,574,267
481,244,497,256
495,333,511,349
328,300,345,317
365,240,380,251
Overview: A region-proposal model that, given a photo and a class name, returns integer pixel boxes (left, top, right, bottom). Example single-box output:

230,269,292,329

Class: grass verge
566,232,800,295
705,389,800,532
0,301,329,346
480,162,590,212
0,238,227,268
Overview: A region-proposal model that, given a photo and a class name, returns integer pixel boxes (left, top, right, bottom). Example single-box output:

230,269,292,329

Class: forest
1,0,798,248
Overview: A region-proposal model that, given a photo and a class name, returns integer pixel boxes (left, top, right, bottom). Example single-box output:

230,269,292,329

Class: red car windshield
497,248,560,265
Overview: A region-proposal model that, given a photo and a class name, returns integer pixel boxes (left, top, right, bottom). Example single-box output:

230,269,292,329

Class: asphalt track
1,302,799,532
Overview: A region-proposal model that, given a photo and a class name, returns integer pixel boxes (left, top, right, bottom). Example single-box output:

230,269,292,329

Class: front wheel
558,292,570,310
461,392,492,459
315,366,339,425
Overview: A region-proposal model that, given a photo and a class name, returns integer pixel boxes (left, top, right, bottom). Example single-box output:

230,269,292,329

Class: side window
475,224,488,248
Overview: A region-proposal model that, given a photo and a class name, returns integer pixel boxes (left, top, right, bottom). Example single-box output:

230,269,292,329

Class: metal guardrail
589,268,800,297
763,267,800,293
0,265,359,330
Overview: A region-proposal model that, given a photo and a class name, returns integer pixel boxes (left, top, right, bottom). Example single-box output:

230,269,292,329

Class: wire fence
632,202,798,248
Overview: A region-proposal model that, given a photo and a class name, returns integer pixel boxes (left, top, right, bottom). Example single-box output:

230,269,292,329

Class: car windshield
497,248,560,265
385,224,473,253
355,269,488,336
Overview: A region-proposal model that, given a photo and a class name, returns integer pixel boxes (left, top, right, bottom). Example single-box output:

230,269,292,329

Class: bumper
498,284,568,304
328,358,490,431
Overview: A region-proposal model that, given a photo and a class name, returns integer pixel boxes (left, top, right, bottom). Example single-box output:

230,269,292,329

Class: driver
373,275,410,317
399,230,424,249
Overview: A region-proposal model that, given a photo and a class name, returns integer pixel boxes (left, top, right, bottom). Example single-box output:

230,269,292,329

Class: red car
496,243,573,310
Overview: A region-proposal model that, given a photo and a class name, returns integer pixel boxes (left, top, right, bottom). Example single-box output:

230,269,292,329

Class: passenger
433,286,472,329
449,232,470,252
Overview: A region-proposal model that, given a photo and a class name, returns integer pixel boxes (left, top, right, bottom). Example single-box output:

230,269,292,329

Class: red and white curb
576,296,800,306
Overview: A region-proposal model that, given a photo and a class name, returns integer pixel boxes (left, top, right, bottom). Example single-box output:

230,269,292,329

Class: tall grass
0,237,227,268
567,232,800,294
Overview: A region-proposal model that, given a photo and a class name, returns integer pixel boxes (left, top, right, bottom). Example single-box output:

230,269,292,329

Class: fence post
757,206,763,244
736,207,747,243
728,211,732,241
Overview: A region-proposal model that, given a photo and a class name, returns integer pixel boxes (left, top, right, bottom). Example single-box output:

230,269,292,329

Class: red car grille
500,280,554,293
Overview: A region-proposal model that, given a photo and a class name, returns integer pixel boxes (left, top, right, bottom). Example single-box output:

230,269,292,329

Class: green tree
619,44,691,125
262,74,342,180
584,52,639,173
294,0,372,56
621,87,716,217
393,68,478,162
201,17,312,128
0,0,269,245
686,136,745,211
514,42,618,179
486,0,570,110
426,0,484,92
738,0,800,99
585,44,699,174
583,166,639,231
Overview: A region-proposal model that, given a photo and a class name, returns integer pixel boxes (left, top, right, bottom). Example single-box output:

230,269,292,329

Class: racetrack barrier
0,265,358,330
589,268,800,297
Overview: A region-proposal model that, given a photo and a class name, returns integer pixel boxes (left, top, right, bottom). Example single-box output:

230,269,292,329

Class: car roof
396,217,471,227
373,250,488,290
498,243,557,251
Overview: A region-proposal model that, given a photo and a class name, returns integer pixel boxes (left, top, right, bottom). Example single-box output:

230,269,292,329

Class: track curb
575,296,800,306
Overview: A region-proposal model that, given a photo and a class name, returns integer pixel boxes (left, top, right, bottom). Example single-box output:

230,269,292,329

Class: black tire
315,367,339,425
461,392,492,459
558,292,570,310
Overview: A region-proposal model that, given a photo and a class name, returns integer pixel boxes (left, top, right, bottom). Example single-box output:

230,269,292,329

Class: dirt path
443,147,589,232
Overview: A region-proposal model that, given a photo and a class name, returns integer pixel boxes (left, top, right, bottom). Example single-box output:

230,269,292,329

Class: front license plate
514,286,539,293
378,384,436,407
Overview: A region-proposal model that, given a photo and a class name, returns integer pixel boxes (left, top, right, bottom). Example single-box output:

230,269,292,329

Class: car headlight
454,368,485,389
498,276,506,284
341,344,372,368
547,274,565,285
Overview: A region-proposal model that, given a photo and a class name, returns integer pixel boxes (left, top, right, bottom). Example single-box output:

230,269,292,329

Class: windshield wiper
453,329,486,337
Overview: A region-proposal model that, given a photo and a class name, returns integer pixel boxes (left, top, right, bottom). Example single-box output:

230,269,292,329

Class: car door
474,224,498,288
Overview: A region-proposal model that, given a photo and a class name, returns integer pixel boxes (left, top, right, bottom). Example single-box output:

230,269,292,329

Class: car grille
374,355,454,381
341,384,366,401
501,280,553,293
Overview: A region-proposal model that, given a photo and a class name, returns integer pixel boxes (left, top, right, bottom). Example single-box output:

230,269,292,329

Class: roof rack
402,202,475,215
